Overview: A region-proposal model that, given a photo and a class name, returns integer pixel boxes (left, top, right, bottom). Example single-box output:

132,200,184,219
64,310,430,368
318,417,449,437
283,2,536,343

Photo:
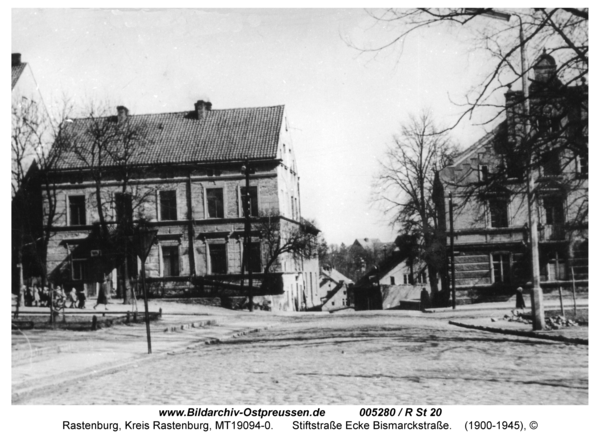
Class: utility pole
467,8,545,330
449,193,456,310
241,157,255,311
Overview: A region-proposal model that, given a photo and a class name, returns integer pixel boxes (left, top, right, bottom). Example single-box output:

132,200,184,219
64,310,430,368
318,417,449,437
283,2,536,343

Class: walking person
515,286,526,310
32,285,39,307
94,278,109,311
68,288,77,308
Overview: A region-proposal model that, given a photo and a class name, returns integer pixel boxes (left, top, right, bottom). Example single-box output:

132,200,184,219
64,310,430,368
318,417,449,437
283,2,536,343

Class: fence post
91,315,98,331
558,286,564,316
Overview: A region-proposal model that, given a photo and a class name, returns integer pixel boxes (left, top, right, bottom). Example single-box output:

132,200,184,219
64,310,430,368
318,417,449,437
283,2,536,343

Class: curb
12,324,273,404
448,321,588,345
163,319,217,332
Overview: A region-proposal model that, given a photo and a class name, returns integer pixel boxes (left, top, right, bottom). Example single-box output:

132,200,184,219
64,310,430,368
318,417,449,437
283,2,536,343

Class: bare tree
60,104,156,303
373,110,457,304
12,96,69,292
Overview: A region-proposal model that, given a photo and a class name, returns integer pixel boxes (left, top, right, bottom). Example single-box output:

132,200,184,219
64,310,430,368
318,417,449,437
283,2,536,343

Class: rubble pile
544,314,579,330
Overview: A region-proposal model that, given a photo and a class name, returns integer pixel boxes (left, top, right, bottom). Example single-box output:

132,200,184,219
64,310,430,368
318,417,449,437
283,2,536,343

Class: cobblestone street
19,309,588,405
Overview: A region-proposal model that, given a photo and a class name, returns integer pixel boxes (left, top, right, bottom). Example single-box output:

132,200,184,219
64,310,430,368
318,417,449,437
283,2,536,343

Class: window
403,274,411,284
492,254,510,284
160,190,177,220
577,154,588,177
241,186,258,217
543,251,567,281
207,188,224,218
489,199,509,228
543,197,564,225
479,165,489,182
209,243,227,274
417,271,427,284
161,246,179,277
542,150,562,176
246,242,262,273
69,195,86,226
390,276,395,285
115,193,133,224
71,258,86,281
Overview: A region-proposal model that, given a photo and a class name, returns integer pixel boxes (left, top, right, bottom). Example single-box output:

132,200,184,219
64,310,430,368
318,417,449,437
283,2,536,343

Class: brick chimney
117,106,129,123
12,53,22,67
195,100,212,120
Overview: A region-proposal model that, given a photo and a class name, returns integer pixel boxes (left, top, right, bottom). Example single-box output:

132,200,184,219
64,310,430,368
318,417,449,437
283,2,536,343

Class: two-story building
438,53,588,301
41,101,319,311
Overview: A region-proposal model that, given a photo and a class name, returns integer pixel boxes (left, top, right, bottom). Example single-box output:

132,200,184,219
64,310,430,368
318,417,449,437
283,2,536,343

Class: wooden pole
558,286,564,316
571,267,577,319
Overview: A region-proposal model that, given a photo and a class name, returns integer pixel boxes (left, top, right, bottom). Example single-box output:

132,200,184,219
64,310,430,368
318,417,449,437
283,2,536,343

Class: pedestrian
41,286,50,307
25,285,33,307
94,279,109,310
515,286,525,310
68,288,77,308
420,287,430,312
76,290,86,309
32,285,39,307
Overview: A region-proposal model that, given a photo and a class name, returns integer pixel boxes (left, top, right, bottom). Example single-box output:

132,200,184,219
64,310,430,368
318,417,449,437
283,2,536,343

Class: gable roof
53,105,285,170
12,62,26,90
320,267,353,285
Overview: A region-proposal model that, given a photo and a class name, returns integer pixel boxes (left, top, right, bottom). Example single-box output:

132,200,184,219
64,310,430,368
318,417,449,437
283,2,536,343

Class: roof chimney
195,100,212,120
12,53,22,67
117,106,129,123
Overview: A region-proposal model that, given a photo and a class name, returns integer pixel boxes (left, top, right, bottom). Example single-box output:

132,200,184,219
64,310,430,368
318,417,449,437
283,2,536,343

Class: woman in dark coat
515,286,526,310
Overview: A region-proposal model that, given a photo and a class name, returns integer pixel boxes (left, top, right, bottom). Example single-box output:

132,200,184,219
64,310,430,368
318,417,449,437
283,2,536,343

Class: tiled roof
53,105,285,170
12,63,26,89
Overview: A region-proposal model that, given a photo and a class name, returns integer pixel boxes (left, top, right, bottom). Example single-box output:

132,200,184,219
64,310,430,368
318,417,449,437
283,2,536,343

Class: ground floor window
210,243,227,274
542,250,568,281
246,242,262,273
492,253,511,284
162,246,180,277
71,258,86,281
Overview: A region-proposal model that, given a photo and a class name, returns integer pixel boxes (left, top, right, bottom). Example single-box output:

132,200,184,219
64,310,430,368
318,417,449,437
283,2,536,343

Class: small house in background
353,252,430,311
319,265,353,311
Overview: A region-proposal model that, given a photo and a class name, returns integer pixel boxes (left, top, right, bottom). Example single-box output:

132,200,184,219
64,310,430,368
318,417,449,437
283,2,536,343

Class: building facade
41,101,319,311
439,53,588,301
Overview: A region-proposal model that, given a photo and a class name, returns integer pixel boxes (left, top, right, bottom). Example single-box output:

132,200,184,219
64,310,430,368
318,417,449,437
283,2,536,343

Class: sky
11,8,505,246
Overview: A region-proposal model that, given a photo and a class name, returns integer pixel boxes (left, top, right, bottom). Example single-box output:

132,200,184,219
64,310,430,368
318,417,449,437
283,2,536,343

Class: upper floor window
241,186,258,217
543,196,564,225
479,165,489,182
542,149,562,176
390,276,395,285
161,246,179,277
209,243,227,274
69,195,86,226
160,190,177,221
489,199,509,228
71,258,86,281
576,153,588,177
207,188,224,218
115,193,133,224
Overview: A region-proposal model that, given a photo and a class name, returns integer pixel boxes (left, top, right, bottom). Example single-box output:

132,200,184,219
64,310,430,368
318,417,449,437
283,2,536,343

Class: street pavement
12,297,588,405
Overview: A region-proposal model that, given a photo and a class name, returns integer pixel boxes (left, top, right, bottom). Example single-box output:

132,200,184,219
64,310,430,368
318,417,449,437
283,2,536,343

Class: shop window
207,188,224,218
160,190,177,220
69,195,86,226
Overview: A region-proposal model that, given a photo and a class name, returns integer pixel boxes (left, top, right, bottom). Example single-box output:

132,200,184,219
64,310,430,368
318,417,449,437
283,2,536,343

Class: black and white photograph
9,4,591,433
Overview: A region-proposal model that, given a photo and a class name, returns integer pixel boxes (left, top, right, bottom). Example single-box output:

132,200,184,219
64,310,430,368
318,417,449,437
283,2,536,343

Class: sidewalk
12,300,279,402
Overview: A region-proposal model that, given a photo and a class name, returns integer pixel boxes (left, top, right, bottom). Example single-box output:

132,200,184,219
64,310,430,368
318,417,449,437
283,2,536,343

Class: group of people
20,284,87,309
